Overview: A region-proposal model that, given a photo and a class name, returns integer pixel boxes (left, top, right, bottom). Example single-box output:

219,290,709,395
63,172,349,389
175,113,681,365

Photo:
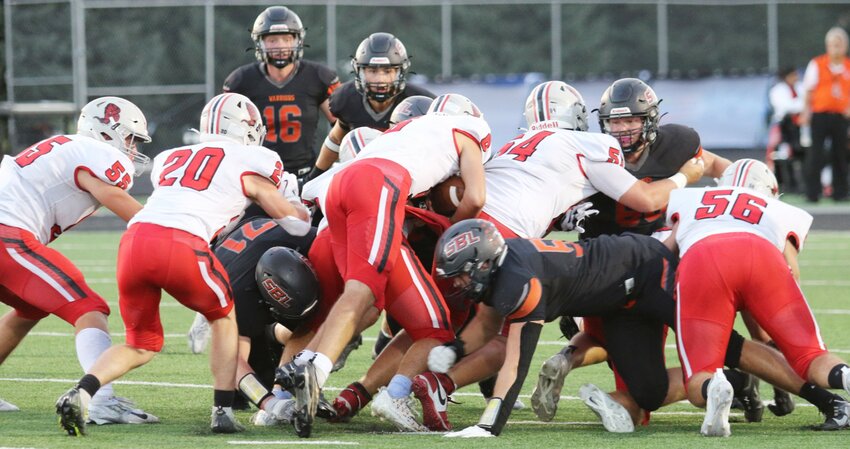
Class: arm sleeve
480,321,543,436
583,159,639,201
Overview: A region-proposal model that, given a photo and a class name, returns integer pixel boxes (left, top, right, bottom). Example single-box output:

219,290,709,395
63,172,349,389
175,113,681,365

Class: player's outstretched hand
559,202,599,233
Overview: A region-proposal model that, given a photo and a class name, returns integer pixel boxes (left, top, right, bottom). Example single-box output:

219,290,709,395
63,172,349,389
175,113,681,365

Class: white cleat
701,369,733,437
579,384,634,433
0,398,20,412
88,396,160,425
841,365,850,398
531,347,572,421
371,388,428,432
187,312,211,354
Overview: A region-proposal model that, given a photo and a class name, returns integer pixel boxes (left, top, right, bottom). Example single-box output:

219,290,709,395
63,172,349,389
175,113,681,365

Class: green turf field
1,230,849,448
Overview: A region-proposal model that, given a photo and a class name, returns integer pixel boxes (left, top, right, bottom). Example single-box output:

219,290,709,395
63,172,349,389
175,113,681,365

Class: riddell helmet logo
262,278,291,308
95,103,121,124
444,231,480,257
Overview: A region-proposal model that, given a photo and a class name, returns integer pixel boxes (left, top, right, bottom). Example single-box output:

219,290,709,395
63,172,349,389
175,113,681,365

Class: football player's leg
374,245,453,431
0,299,40,365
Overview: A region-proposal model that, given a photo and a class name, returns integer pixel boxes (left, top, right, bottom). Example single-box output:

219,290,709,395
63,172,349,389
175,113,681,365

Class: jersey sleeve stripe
507,277,542,321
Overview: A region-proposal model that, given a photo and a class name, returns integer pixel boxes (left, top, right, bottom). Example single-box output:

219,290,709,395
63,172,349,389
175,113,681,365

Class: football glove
558,202,598,234
428,340,465,373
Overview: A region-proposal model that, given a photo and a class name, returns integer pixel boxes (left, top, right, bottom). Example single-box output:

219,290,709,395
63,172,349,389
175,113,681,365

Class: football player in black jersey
428,220,845,437
306,32,434,181
532,78,790,425
223,6,340,180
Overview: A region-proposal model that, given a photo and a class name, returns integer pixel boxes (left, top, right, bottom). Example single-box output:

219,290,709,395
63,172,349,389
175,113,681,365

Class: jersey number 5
695,189,767,225
158,147,225,191
15,135,71,167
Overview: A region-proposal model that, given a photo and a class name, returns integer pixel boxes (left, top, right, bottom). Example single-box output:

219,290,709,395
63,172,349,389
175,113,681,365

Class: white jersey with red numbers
130,139,283,242
668,186,813,256
482,125,639,238
357,114,492,197
0,134,135,244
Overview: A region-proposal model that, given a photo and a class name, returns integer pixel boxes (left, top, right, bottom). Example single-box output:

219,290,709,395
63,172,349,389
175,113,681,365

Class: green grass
1,230,850,448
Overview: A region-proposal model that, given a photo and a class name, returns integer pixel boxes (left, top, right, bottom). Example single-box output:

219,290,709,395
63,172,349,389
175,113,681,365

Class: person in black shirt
307,32,434,180
223,6,340,180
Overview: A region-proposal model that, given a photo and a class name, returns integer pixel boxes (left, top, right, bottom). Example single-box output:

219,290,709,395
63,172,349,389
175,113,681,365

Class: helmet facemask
256,32,304,69
354,64,406,102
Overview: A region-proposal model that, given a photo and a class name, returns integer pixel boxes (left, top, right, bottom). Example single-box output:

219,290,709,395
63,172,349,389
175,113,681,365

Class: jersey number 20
158,147,225,191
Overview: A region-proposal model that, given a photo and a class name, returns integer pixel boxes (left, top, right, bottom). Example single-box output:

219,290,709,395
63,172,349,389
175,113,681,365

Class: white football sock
313,352,333,387
75,327,114,400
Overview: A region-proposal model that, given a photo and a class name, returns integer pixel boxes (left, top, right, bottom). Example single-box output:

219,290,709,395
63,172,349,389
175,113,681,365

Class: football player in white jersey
281,94,491,436
411,81,705,431
0,96,158,424
56,93,311,436
668,159,850,436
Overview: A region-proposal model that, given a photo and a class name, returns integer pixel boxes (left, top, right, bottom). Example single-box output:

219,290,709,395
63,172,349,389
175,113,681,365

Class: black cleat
735,373,764,423
767,385,795,417
56,387,89,436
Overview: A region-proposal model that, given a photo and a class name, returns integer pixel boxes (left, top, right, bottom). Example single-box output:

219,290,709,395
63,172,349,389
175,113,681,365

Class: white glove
428,344,458,373
445,425,494,438
278,172,300,201
559,202,599,233
274,216,311,237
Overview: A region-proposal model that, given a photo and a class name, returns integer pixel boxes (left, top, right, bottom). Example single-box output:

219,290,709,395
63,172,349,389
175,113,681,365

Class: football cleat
814,397,850,431
579,384,634,433
371,388,428,432
735,373,764,423
211,406,245,433
842,365,850,397
412,372,452,431
0,397,19,412
187,312,211,354
333,334,363,373
251,409,284,426
701,369,733,437
88,396,160,425
767,387,795,417
531,346,573,421
56,387,91,436
291,363,319,438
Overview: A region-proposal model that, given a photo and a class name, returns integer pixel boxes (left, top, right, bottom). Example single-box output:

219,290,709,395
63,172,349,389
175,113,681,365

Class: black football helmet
434,219,507,302
351,32,411,102
389,95,432,126
255,247,319,322
251,6,305,69
596,78,661,153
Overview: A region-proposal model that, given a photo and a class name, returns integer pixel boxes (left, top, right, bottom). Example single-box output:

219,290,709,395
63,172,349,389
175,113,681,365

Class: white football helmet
338,127,383,163
77,96,152,170
427,94,484,118
524,81,588,131
718,158,779,198
199,93,266,146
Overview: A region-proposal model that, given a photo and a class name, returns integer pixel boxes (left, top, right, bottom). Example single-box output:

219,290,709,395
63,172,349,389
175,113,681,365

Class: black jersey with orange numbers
213,218,316,334
580,124,702,238
328,81,435,132
485,234,667,323
223,61,340,172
